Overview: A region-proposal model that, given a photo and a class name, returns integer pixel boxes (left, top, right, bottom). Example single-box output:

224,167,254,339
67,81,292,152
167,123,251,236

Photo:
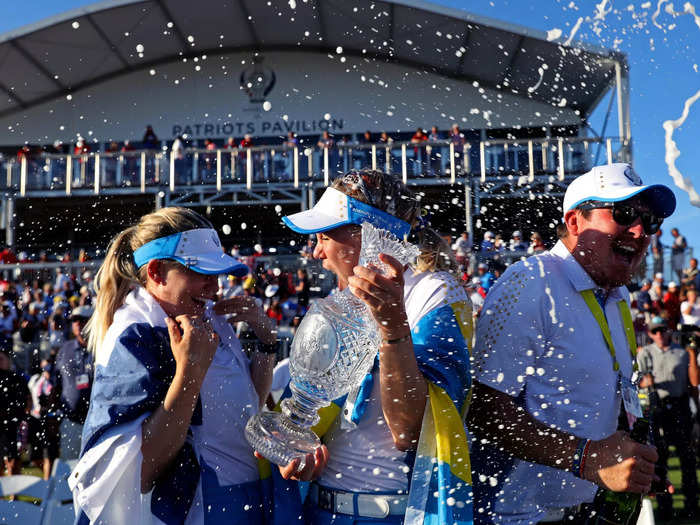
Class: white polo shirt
471,241,634,524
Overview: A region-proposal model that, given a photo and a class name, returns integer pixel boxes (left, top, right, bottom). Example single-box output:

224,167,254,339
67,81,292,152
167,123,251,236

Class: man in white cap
509,230,528,252
469,163,676,524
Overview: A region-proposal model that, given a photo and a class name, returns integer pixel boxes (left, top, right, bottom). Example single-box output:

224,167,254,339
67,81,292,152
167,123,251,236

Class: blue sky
1,0,699,253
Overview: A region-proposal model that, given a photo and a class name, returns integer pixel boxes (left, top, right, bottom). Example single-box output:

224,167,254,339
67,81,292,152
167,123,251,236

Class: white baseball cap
133,228,249,276
282,186,411,239
563,163,675,218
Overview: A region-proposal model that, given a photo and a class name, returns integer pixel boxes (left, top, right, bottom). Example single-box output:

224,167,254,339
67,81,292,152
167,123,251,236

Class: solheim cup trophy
245,222,419,467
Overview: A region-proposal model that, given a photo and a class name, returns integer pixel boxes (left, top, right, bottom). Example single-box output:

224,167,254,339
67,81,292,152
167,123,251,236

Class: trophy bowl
245,223,419,468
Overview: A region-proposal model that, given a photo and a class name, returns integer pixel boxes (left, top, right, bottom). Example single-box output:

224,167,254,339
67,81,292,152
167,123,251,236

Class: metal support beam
615,59,632,162
154,0,189,50
496,36,525,87
0,81,26,108
85,14,131,69
456,26,473,75
464,180,472,237
10,41,65,90
314,0,328,44
5,198,14,248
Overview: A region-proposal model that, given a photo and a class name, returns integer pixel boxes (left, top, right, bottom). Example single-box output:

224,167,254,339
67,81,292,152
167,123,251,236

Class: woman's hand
255,445,330,481
214,296,263,325
348,253,410,340
165,315,218,384
214,296,276,345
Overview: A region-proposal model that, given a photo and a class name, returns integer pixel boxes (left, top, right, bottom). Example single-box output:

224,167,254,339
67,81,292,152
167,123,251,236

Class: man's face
567,196,653,288
649,326,671,347
691,259,698,270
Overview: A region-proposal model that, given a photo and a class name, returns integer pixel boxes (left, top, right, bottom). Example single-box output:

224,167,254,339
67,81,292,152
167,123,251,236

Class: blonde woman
70,207,325,525
281,170,473,525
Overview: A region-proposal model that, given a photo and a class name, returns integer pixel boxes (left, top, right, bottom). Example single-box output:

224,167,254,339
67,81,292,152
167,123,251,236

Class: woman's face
314,225,361,290
148,262,219,318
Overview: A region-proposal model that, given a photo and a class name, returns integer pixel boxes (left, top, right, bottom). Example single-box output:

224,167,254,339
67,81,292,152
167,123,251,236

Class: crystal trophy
245,222,419,468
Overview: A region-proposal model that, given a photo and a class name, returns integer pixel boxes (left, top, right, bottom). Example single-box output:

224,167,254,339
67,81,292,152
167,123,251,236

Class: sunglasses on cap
650,327,668,334
576,201,662,235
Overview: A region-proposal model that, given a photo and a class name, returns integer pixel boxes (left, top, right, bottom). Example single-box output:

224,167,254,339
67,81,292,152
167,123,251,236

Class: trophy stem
281,386,324,428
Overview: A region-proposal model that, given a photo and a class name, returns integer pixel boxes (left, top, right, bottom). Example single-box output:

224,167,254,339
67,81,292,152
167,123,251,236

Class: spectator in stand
467,277,485,317
265,299,283,325
509,230,528,252
681,288,700,330
0,246,17,264
16,144,31,163
28,359,61,479
224,136,236,150
0,302,16,341
637,316,699,520
650,229,664,276
650,272,665,301
636,279,653,324
449,124,465,147
650,282,665,315
294,268,310,312
74,137,90,156
300,238,315,259
378,131,393,145
671,227,688,282
316,130,335,149
664,281,682,330
20,302,44,374
221,275,244,300
239,133,253,149
480,231,495,252
0,345,30,476
453,232,471,270
360,130,372,145
284,132,298,149
142,125,159,150
48,304,69,352
528,232,546,254
171,135,186,183
410,127,428,143
682,257,699,289
477,262,495,293
55,306,94,460
493,234,506,252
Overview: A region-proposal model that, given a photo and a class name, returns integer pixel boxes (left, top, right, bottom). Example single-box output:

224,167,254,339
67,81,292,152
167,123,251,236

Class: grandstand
0,0,631,255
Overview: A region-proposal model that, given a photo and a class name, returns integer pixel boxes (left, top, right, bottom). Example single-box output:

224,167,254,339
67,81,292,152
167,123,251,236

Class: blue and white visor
282,187,411,238
133,228,249,276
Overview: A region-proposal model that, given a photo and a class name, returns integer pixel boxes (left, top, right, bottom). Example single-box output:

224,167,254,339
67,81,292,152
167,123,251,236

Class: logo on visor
624,166,643,186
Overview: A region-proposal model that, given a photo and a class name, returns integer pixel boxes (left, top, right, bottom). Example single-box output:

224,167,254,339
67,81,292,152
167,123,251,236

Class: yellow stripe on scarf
428,382,472,484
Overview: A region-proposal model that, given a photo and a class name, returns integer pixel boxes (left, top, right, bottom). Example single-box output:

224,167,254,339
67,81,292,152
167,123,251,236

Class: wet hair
331,169,458,275
86,207,213,358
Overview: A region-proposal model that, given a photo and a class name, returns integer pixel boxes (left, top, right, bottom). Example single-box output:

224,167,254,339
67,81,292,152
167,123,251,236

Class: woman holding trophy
69,207,325,525
276,170,474,525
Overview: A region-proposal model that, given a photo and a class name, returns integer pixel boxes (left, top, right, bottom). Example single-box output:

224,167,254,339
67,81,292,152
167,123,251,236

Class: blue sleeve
81,323,202,453
80,322,202,525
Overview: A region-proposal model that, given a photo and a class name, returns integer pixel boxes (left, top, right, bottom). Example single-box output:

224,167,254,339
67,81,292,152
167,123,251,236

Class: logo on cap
624,165,643,186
